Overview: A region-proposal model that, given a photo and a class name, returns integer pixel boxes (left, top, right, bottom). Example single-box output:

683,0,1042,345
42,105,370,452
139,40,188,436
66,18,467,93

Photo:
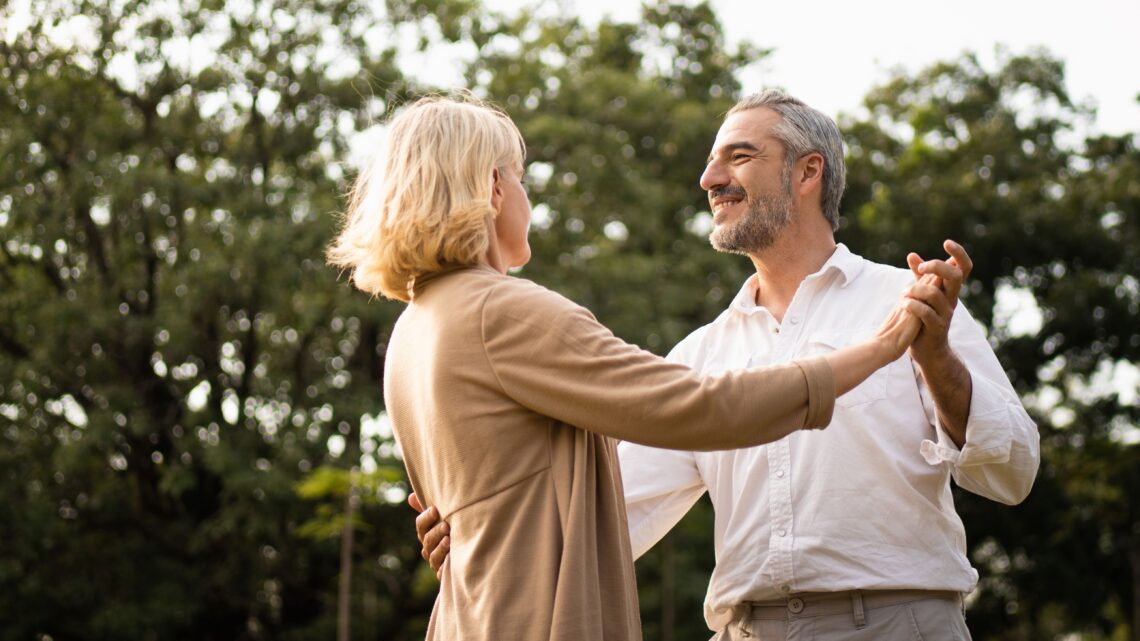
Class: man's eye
732,154,750,162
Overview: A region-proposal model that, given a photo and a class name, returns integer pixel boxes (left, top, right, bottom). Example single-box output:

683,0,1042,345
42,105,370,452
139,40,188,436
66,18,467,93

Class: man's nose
700,160,727,192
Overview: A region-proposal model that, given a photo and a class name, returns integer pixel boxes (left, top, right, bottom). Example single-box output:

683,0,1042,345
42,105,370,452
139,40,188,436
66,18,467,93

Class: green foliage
0,0,429,638
453,1,760,354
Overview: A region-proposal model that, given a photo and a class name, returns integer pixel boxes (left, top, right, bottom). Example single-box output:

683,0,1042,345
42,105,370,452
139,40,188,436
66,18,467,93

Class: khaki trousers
710,590,972,641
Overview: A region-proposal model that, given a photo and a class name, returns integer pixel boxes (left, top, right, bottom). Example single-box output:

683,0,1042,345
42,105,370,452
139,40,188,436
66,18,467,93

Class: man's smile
710,187,746,221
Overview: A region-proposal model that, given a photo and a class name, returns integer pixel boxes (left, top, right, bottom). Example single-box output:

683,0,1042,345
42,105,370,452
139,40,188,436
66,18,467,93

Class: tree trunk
1132,518,1139,641
338,481,356,641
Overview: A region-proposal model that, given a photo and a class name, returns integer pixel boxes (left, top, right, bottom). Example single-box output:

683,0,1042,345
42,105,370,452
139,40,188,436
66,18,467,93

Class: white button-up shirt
618,244,1040,631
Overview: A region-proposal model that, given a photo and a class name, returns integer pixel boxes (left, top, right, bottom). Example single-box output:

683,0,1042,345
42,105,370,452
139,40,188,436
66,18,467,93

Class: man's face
699,108,794,254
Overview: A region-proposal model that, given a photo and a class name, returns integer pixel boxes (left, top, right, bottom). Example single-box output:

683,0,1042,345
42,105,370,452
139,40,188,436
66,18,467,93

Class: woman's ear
490,167,504,212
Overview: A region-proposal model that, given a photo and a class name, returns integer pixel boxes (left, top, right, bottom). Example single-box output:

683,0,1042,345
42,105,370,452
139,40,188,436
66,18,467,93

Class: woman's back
385,264,641,641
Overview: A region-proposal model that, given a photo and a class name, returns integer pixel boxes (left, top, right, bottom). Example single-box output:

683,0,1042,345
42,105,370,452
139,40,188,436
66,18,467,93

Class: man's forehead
711,108,780,151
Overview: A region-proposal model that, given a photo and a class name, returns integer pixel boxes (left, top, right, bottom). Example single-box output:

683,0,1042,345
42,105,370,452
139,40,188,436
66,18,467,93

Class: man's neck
747,226,837,323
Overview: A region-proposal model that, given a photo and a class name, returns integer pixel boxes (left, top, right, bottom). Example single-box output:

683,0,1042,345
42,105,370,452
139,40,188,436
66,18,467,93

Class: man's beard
709,170,794,255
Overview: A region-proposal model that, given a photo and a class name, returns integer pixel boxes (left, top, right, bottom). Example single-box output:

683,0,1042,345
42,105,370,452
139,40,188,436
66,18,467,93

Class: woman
327,95,920,641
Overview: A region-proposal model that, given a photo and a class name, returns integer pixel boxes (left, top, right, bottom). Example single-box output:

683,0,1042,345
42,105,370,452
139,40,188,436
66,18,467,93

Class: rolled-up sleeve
796,356,836,430
917,304,1041,505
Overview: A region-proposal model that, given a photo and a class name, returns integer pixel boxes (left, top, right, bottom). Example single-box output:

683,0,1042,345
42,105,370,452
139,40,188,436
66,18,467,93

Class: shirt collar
821,243,865,286
728,243,866,315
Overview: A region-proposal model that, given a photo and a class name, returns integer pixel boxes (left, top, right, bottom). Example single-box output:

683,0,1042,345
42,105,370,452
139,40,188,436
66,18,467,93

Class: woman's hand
871,300,923,365
824,239,970,400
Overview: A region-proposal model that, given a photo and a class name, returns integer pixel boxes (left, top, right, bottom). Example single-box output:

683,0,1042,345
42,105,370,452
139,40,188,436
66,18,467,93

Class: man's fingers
428,535,450,574
915,260,962,289
906,282,953,317
415,505,441,542
909,252,943,289
907,252,923,280
408,492,424,513
409,496,451,576
420,518,450,561
943,239,973,280
915,259,963,302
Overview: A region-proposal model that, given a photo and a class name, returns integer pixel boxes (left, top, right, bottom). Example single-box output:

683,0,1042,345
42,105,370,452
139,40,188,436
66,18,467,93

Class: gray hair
728,90,846,229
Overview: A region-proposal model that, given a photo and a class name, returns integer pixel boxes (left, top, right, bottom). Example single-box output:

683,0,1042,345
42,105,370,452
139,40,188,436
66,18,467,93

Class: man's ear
798,153,824,192
490,167,504,212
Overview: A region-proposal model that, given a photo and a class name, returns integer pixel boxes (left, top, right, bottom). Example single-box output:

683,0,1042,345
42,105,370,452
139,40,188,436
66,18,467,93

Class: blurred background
1,0,1137,639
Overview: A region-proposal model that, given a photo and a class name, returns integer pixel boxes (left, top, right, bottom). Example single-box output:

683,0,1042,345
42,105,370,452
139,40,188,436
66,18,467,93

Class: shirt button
773,327,780,334
789,316,799,325
776,470,785,478
778,529,787,537
787,597,805,614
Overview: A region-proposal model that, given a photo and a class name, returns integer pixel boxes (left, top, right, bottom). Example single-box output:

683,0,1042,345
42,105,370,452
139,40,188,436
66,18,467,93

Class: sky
482,0,1140,136
5,0,1135,134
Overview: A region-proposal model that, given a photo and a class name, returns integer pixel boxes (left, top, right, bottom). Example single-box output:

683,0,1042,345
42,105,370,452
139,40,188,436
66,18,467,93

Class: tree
0,0,436,638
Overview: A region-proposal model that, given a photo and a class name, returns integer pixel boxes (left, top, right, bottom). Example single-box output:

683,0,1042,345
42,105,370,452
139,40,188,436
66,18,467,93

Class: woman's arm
479,279,920,451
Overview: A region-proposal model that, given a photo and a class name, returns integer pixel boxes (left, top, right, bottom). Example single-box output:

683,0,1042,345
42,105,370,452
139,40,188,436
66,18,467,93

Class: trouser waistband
744,589,963,621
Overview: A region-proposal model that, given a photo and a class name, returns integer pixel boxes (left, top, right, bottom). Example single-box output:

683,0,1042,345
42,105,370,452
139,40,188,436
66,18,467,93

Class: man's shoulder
847,252,913,288
667,310,732,365
669,324,710,357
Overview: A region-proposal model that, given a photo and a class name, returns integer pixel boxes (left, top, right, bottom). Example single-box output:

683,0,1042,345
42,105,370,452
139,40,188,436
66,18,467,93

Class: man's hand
904,239,973,364
901,239,974,447
408,492,450,578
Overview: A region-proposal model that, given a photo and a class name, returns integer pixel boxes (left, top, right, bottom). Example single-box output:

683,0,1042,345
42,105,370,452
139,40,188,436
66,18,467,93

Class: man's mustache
710,186,747,200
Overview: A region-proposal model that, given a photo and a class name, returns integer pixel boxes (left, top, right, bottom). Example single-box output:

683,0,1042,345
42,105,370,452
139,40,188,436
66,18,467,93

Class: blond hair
327,95,525,301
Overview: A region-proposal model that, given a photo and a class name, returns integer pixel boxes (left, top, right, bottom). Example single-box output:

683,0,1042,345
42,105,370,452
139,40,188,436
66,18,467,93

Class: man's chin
711,207,738,226
709,228,749,255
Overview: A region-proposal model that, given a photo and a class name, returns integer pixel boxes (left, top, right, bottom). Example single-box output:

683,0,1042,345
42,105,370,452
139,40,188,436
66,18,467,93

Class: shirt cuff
921,376,1014,467
795,356,835,430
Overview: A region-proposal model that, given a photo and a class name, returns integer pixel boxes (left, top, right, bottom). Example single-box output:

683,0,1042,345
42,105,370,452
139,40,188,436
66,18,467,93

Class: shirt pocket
802,329,891,408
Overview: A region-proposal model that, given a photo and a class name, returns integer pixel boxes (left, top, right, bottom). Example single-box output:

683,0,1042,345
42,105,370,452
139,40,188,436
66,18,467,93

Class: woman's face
493,163,532,269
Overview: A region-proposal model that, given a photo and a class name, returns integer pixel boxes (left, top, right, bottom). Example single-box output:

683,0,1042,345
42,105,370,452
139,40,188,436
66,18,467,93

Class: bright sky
6,0,1134,134
494,0,1140,136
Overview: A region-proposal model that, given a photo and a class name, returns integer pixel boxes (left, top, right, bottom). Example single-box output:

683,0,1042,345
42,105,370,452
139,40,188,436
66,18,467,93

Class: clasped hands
899,239,973,368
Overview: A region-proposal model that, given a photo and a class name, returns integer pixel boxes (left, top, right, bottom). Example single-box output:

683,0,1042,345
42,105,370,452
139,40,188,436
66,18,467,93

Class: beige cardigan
384,264,835,641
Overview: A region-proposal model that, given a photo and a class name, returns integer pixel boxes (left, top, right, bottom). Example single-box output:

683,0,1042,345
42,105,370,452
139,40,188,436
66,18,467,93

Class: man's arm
618,442,706,559
903,239,973,447
905,240,1040,505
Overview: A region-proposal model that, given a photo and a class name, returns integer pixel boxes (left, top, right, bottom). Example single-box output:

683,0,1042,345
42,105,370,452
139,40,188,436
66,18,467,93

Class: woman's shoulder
484,273,591,320
414,266,590,326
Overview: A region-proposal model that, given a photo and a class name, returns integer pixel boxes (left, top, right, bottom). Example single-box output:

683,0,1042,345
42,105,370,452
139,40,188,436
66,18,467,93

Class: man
413,89,1040,640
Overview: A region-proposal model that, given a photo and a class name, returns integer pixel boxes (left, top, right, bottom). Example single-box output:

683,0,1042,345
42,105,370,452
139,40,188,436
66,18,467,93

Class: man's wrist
912,343,960,378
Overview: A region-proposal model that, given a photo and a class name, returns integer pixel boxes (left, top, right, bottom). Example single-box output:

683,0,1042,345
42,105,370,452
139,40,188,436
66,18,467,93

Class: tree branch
0,325,31,360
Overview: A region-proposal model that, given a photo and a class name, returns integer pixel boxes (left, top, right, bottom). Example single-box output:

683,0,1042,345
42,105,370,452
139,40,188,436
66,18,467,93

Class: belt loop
851,591,866,629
